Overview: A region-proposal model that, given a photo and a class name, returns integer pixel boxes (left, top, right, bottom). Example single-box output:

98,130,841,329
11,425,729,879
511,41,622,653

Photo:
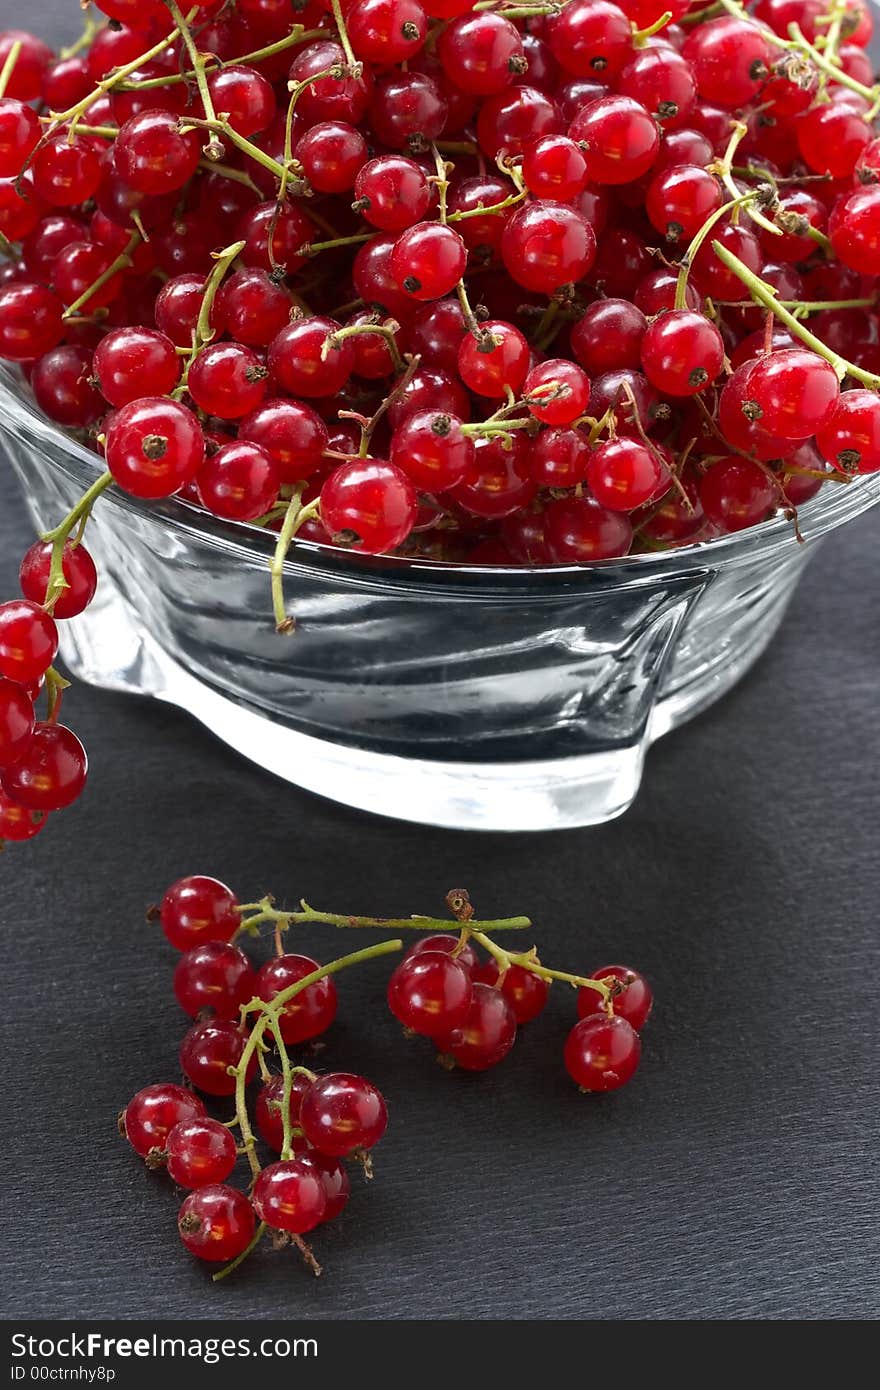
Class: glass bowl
2,363,879,831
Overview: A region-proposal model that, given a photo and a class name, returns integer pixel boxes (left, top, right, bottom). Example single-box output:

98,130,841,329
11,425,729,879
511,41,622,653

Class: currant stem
302,232,373,257
325,321,404,373
674,193,755,310
263,1012,295,1160
0,40,22,100
328,0,362,75
118,27,319,90
469,931,611,999
632,10,673,44
236,896,531,936
270,487,319,633
711,240,880,388
164,0,223,158
211,1222,267,1283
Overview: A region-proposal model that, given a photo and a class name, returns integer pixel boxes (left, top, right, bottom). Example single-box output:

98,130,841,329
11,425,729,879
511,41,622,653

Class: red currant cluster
2,0,880,841
122,874,650,1276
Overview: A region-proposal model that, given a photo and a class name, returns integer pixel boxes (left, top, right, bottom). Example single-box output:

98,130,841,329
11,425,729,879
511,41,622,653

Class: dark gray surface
2,9,880,1324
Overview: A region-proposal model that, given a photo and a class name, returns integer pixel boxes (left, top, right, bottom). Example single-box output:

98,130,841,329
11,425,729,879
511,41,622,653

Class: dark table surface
2,8,879,1325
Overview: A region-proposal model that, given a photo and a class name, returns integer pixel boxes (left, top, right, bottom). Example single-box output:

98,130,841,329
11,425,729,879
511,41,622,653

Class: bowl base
55,572,787,831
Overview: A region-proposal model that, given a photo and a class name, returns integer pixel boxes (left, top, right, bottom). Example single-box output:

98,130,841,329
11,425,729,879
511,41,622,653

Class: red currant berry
522,135,589,202
569,95,660,185
450,433,535,519
458,319,529,398
797,102,870,178
829,186,880,276
320,458,417,552
187,341,270,420
0,790,46,842
742,349,840,441
577,965,653,1031
114,110,200,196
437,13,525,96
524,359,591,426
93,326,179,408
160,875,241,951
447,173,515,252
617,45,697,129
178,1184,255,1263
564,1014,641,1091
1,717,87,811
473,959,549,1024
268,316,354,398
256,954,338,1045
252,1158,327,1233
289,39,374,127
435,982,517,1071
391,222,467,302
530,426,592,489
31,133,105,208
641,309,724,397
389,410,474,490
255,1073,314,1152
308,1151,350,1222
368,70,447,151
0,30,53,101
682,16,772,110
0,96,40,178
646,163,722,244
173,941,257,1020
123,1082,205,1158
0,678,34,768
165,1117,237,1188
210,268,292,349
354,155,431,233
105,397,205,499
570,298,647,375
587,437,668,512
349,0,428,65
207,64,276,137
816,389,880,474
295,120,368,196
547,1,633,80
239,398,329,483
405,933,478,972
197,440,280,522
0,282,63,362
0,601,57,685
30,345,103,428
699,456,776,533
179,1018,255,1097
387,950,473,1036
19,540,97,620
545,495,633,561
237,200,315,275
300,1072,388,1157
501,200,595,294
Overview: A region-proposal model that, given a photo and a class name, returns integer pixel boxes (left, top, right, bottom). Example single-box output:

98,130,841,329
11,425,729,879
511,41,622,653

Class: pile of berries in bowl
2,0,880,836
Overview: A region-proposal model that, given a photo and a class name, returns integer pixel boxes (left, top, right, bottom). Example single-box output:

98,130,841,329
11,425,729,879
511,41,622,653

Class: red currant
166,1117,238,1187
320,458,417,552
239,398,329,483
160,875,241,952
256,954,338,1045
434,982,517,1071
179,1018,255,1097
255,1073,314,1152
173,941,257,1019
300,1072,388,1156
0,601,58,685
123,1082,205,1158
0,678,34,768
387,950,473,1036
472,959,549,1024
178,1184,255,1263
564,1014,641,1091
19,540,97,620
252,1158,327,1233
577,965,653,1031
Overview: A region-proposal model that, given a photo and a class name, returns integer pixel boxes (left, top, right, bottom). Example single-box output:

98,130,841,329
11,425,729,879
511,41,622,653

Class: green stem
41,470,114,548
164,0,223,157
674,193,754,310
0,40,22,99
264,1013,295,1160
711,239,880,388
270,486,310,633
51,11,198,126
632,10,673,44
325,321,404,373
447,185,527,224
470,932,611,999
237,896,532,936
212,1222,266,1282
329,0,361,73
303,231,373,256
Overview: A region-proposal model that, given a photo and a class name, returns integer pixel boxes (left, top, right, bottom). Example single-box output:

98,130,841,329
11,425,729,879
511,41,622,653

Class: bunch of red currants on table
2,0,880,845
121,876,652,1275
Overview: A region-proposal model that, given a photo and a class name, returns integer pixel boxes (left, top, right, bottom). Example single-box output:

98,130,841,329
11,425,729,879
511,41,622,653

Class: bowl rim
3,365,880,593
